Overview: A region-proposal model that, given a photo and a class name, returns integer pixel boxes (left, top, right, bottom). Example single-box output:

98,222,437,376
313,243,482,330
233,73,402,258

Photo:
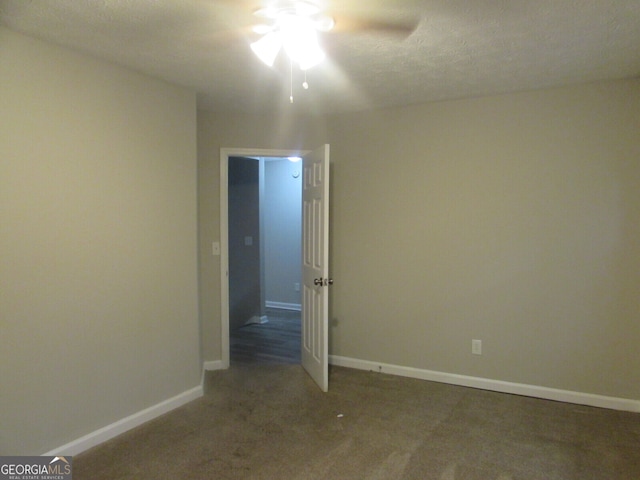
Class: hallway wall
264,159,302,309
228,157,261,329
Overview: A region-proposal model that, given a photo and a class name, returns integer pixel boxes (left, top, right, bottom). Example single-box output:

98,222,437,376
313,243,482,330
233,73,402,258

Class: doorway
220,145,331,391
220,148,308,368
224,152,304,366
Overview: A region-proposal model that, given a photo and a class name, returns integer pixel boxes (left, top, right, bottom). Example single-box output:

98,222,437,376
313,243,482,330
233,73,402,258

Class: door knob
325,278,334,286
314,278,323,286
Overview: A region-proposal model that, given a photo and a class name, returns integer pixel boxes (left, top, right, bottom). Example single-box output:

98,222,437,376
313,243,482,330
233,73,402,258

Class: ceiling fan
217,0,417,101
228,0,417,68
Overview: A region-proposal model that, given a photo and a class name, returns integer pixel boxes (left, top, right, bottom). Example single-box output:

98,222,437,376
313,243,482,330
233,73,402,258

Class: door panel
301,144,330,392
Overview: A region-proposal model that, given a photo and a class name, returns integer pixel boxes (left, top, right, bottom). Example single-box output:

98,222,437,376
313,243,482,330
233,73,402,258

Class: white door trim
220,148,309,367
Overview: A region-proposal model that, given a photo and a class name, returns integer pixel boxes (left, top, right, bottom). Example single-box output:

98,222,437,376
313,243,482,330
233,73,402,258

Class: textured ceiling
1,0,639,114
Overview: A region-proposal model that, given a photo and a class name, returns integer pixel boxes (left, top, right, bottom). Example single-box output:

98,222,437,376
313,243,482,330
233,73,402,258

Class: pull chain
289,58,294,103
290,62,311,103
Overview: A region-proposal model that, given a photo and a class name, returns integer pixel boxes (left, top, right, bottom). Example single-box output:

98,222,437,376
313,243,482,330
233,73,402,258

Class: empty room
1,1,639,479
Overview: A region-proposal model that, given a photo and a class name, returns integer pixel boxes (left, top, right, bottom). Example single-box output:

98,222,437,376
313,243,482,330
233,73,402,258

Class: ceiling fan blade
203,0,419,49
331,15,418,36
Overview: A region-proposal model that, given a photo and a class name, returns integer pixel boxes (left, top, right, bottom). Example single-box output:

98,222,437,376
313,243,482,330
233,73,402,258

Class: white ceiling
1,0,639,114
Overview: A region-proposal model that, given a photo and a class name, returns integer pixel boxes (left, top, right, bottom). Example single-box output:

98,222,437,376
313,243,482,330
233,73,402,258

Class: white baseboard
202,360,228,385
203,360,227,371
266,301,301,311
329,355,640,413
245,315,269,325
43,385,203,456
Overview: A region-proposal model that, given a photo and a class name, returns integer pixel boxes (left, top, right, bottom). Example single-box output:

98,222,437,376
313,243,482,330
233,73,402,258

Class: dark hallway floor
230,307,301,365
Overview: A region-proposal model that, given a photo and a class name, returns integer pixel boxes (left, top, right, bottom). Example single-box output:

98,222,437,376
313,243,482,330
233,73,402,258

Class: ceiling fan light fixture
279,14,324,69
314,15,335,32
293,1,320,17
297,42,325,70
253,6,279,19
252,23,274,35
250,31,282,67
250,1,330,100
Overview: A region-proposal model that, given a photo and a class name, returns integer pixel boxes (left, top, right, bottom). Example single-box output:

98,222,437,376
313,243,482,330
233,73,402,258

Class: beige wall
197,110,328,362
327,79,640,400
0,28,200,454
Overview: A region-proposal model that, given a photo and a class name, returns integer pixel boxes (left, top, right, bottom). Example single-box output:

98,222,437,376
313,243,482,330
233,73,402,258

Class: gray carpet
74,365,640,479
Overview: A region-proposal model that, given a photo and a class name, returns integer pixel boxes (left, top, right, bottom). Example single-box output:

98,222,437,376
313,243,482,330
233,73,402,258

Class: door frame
220,147,309,367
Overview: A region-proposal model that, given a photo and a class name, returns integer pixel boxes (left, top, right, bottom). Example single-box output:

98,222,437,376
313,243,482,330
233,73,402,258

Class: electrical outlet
472,339,482,355
294,283,300,292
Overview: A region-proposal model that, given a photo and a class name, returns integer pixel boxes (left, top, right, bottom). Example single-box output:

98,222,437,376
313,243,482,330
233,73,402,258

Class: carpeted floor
73,364,640,479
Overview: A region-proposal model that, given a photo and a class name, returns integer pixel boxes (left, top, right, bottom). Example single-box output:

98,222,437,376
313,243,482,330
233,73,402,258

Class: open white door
301,144,331,392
